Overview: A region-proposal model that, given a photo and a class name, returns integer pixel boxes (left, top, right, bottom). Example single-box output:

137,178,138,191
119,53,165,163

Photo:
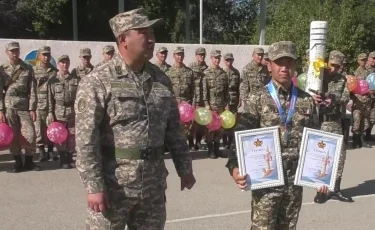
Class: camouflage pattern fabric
239,60,270,101
224,66,240,112
352,94,372,134
354,66,368,79
188,61,208,106
71,64,94,79
226,81,319,229
155,62,171,73
165,64,195,103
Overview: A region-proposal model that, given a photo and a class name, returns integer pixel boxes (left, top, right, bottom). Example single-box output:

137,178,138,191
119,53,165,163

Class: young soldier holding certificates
226,41,329,230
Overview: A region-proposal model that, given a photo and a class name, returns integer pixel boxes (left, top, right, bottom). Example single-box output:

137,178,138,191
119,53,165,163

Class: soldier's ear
118,34,127,47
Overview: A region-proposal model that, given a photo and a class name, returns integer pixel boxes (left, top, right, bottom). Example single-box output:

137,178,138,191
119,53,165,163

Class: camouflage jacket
48,72,80,121
165,64,195,104
155,61,171,73
202,66,230,112
352,94,372,112
226,80,319,176
72,64,94,79
0,60,37,111
224,66,240,110
354,66,368,79
74,55,192,194
321,72,350,121
239,60,270,101
33,63,57,112
189,61,208,106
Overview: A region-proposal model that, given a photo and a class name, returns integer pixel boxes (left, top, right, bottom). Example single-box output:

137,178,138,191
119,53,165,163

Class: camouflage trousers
34,110,50,147
321,121,346,178
6,109,36,156
251,183,303,230
352,109,370,134
55,113,75,153
86,158,167,230
371,99,375,125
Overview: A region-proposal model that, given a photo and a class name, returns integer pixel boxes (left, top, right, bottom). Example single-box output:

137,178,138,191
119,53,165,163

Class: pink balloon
206,111,222,131
0,123,13,146
353,79,370,95
178,101,195,123
47,122,68,144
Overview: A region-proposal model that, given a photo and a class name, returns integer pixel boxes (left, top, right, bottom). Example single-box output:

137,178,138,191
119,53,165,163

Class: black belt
55,101,74,107
113,146,165,160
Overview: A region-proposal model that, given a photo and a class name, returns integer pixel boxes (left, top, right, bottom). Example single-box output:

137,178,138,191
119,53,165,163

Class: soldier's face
196,53,205,62
252,53,264,64
368,57,375,67
211,56,221,67
270,57,296,85
174,53,184,63
157,51,167,62
261,59,269,66
328,61,340,74
224,59,233,67
103,51,114,61
39,53,51,64
122,28,155,61
358,58,366,67
58,60,70,72
81,56,91,65
6,49,20,61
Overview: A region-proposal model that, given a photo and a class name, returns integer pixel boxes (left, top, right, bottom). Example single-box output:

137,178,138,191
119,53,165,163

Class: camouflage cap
357,53,367,60
173,46,184,54
368,52,375,58
6,41,20,51
210,50,221,57
264,52,269,60
157,46,168,53
329,50,344,65
195,47,206,54
223,53,234,60
103,45,115,53
80,48,91,57
109,8,164,38
38,46,51,54
57,55,70,62
253,47,264,54
268,41,297,61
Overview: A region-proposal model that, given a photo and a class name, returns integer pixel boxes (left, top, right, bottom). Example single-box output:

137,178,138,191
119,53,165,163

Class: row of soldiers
0,41,116,173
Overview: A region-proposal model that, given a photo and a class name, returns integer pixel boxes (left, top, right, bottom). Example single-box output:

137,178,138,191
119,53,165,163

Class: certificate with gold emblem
294,128,343,191
235,126,284,191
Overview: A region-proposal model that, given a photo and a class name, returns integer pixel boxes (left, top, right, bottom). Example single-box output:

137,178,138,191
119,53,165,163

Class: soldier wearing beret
226,41,328,229
155,46,171,72
71,48,94,79
74,8,195,229
0,41,40,172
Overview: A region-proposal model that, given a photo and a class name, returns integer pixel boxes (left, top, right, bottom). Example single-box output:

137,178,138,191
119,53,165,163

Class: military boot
48,144,58,161
330,177,354,202
227,135,234,149
67,152,76,168
207,142,216,159
360,134,372,148
352,134,358,149
214,141,223,158
24,155,41,171
365,127,375,141
222,134,228,148
313,191,329,204
38,146,49,162
7,155,24,173
59,152,72,169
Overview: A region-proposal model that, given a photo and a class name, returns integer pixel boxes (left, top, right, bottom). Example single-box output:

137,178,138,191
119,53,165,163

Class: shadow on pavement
341,180,375,197
0,155,72,172
164,148,230,160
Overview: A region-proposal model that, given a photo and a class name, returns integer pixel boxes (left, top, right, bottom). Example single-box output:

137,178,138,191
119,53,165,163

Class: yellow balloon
221,110,236,129
194,108,212,125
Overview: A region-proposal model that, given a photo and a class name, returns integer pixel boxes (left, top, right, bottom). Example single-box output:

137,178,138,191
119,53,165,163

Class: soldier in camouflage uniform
365,52,375,141
222,53,240,149
226,41,328,229
155,46,171,72
165,46,195,149
311,51,354,203
48,55,79,169
189,47,209,150
0,41,40,172
75,9,195,229
239,47,269,103
33,46,58,162
71,48,94,79
95,45,116,67
201,50,231,159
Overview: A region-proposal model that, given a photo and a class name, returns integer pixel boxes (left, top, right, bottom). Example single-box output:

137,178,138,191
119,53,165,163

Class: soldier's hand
30,111,36,122
0,111,4,123
317,185,329,195
231,167,247,189
180,173,196,191
87,192,110,213
311,95,322,104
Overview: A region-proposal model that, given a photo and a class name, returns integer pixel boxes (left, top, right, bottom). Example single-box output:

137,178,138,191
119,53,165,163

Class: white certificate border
235,126,284,191
294,127,343,191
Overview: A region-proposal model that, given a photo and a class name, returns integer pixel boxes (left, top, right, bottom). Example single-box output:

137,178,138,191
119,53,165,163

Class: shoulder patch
76,98,88,114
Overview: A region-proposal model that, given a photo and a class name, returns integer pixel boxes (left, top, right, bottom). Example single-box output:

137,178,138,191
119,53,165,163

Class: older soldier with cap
155,46,171,72
74,8,195,229
226,41,328,229
201,50,231,158
48,55,79,169
189,47,209,150
222,53,240,149
0,41,40,172
239,47,270,103
261,52,269,66
96,45,116,67
33,46,58,161
72,48,94,79
309,50,354,203
166,46,195,149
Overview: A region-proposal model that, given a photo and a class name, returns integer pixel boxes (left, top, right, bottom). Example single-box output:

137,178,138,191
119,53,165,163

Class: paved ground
0,131,374,230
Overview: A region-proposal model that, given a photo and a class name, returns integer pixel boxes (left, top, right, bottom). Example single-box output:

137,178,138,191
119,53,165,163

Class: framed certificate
235,126,284,191
294,128,343,191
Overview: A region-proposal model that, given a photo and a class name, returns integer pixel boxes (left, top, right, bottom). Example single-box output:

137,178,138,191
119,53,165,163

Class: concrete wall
0,38,268,71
